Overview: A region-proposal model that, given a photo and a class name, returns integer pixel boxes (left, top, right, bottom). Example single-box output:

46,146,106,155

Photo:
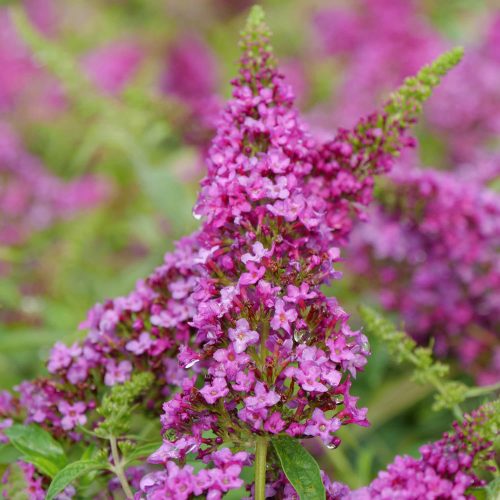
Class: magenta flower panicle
349,165,500,383
349,401,499,499
142,7,462,498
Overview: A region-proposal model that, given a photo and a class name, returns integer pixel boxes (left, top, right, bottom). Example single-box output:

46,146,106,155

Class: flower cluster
349,402,498,499
4,5,454,441
265,402,498,499
10,233,202,436
349,164,500,384
140,9,462,498
140,449,250,500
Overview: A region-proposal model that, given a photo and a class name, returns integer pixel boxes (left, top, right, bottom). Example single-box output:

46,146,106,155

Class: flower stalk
254,436,269,500
109,436,134,499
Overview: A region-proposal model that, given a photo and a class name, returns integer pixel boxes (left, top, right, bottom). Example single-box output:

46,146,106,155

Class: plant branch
465,381,500,398
109,436,134,499
254,436,268,500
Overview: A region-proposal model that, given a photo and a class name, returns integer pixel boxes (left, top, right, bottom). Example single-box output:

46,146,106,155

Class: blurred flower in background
313,0,444,128
311,0,500,385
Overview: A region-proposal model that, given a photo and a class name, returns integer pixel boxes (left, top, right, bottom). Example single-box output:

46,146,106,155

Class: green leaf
0,443,21,464
469,487,488,500
272,436,325,500
80,443,97,461
26,456,64,479
4,424,67,477
46,460,103,500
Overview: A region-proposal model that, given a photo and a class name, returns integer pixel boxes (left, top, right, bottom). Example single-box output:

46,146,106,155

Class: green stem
465,381,500,398
254,436,268,500
110,437,134,499
260,322,269,375
399,348,463,418
426,373,463,420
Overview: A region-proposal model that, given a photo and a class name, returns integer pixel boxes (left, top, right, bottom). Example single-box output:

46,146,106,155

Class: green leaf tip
46,460,103,500
358,306,470,415
272,435,326,500
95,372,154,437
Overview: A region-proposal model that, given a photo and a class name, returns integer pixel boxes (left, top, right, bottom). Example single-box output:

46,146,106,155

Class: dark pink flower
104,360,132,386
200,378,229,405
58,401,87,430
228,319,259,353
270,299,297,334
239,262,266,286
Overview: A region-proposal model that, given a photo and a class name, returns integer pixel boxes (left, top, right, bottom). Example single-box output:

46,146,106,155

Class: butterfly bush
350,401,499,499
137,9,463,499
313,0,500,383
348,164,500,384
0,7,435,439
274,402,498,500
0,7,465,498
150,14,373,476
